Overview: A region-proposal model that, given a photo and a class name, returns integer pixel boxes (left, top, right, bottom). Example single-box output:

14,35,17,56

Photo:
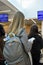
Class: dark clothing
0,36,5,65
0,24,5,65
0,60,5,65
28,34,43,65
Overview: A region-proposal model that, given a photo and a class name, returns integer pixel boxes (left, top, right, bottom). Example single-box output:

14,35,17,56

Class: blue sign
0,14,8,22
37,11,43,20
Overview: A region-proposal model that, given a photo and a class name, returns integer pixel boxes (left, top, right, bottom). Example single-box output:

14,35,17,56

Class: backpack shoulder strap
18,37,29,56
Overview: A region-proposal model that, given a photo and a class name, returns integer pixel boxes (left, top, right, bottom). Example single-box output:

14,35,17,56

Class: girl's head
30,24,39,35
8,11,25,35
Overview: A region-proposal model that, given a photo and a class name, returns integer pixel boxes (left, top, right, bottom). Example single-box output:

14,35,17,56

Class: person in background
28,24,43,65
0,24,5,65
3,11,32,65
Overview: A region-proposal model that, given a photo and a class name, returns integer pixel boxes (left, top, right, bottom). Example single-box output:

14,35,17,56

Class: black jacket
28,34,43,65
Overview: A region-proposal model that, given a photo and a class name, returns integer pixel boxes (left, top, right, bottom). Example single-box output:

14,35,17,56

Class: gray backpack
3,31,29,62
3,35,21,60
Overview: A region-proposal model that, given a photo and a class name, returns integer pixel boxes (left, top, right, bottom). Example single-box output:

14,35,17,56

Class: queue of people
0,11,43,65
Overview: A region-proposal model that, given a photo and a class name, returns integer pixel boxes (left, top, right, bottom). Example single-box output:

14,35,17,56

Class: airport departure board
37,11,43,21
0,14,8,22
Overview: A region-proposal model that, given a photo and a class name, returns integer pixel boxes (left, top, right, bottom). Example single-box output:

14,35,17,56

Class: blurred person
3,11,32,65
28,24,43,65
0,24,5,65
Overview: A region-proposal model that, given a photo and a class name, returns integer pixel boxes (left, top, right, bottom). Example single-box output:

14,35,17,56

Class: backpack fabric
3,29,31,65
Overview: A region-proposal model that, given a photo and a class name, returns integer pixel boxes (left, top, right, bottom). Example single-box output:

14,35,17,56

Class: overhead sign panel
0,14,8,22
37,11,43,20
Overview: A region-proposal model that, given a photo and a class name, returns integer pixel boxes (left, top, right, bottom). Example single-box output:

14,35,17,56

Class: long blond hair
8,11,24,36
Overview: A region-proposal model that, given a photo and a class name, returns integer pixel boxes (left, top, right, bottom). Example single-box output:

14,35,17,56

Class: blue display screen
0,14,8,22
37,11,43,21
